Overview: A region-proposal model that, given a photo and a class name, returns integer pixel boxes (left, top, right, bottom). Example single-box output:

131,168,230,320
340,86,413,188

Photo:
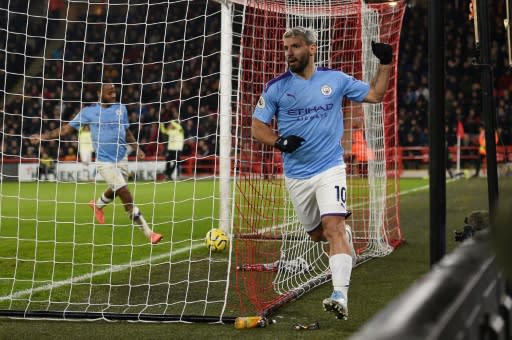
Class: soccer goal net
232,0,404,316
0,0,404,321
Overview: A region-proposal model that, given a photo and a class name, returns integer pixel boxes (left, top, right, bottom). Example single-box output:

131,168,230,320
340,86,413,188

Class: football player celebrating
252,26,392,319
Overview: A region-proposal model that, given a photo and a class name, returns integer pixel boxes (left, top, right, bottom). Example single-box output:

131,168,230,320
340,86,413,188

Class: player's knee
113,185,128,196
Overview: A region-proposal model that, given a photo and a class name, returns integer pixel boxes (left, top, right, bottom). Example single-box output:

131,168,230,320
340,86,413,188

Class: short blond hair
283,26,317,45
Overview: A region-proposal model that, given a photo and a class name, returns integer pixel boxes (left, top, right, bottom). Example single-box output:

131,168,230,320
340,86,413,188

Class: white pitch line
1,179,436,302
397,177,458,197
0,242,204,302
397,182,430,196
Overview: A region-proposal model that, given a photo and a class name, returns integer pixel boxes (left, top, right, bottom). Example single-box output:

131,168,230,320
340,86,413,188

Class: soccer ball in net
205,228,229,252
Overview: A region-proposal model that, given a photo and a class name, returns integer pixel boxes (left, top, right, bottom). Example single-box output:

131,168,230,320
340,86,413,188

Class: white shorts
285,165,348,232
95,159,130,191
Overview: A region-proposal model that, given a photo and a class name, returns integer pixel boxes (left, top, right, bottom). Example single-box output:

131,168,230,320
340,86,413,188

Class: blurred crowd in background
398,1,512,168
0,1,220,163
0,1,511,169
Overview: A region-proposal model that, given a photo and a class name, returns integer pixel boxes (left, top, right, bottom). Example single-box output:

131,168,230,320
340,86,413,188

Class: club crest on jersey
257,96,265,109
115,109,122,116
321,85,332,96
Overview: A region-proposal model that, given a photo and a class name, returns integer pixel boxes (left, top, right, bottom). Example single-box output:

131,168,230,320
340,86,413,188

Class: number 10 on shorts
334,185,346,206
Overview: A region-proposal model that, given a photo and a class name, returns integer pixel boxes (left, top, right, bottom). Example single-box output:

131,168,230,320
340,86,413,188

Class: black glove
274,135,305,153
371,41,393,65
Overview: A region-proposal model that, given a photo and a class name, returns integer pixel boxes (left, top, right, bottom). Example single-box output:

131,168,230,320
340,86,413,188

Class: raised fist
371,41,393,65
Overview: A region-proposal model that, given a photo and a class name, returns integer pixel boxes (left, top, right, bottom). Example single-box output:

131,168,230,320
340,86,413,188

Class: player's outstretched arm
30,124,75,145
364,41,393,103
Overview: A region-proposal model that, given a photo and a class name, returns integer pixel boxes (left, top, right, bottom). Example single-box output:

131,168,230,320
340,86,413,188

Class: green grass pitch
0,180,228,315
1,177,508,339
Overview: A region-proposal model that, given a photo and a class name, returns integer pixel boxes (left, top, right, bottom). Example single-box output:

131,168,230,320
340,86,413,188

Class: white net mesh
0,0,404,320
0,0,232,319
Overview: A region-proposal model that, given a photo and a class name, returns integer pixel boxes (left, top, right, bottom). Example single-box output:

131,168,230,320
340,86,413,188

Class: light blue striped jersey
69,103,129,162
253,67,369,179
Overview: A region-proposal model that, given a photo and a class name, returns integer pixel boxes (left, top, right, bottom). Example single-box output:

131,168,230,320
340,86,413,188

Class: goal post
219,0,234,235
0,0,405,321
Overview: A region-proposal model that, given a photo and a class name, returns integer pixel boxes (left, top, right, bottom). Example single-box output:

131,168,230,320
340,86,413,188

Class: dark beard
288,56,309,73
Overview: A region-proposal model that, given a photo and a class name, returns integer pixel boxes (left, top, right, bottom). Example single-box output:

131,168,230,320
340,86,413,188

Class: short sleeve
341,73,370,102
68,108,87,130
253,84,278,124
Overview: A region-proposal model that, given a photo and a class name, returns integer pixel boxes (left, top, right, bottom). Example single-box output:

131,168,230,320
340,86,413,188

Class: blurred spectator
160,120,185,179
197,139,211,157
78,125,94,165
402,132,420,169
351,124,369,175
39,150,55,180
473,125,499,177
460,133,477,168
62,146,78,161
446,140,454,179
